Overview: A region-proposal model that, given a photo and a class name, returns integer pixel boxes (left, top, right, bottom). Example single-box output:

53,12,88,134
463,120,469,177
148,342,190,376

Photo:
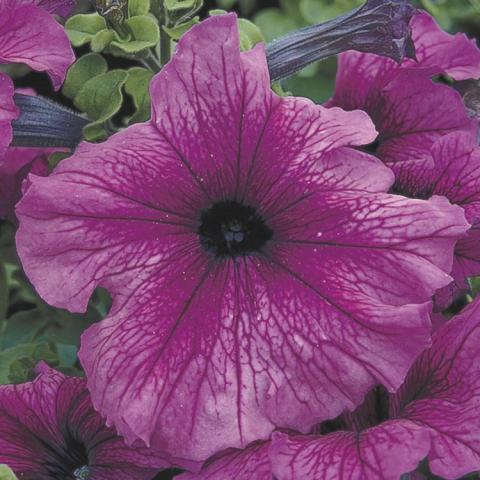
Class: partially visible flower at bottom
0,363,171,480
270,297,480,480
180,299,480,479
0,148,50,222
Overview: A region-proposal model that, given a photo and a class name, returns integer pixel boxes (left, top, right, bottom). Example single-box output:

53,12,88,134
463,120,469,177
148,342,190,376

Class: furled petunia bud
266,0,416,82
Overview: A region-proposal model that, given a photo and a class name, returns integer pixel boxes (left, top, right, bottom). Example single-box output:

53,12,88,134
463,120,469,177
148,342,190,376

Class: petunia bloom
16,14,469,464
0,147,50,222
270,296,480,480
0,362,170,480
392,131,480,308
328,11,480,176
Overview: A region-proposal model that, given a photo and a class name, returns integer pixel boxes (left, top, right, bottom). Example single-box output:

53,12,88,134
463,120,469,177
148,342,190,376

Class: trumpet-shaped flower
16,14,469,463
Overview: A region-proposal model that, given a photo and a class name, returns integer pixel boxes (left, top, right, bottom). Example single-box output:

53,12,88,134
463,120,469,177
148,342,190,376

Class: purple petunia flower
0,147,50,222
183,298,480,479
328,11,480,173
0,362,169,480
392,131,480,308
16,14,469,463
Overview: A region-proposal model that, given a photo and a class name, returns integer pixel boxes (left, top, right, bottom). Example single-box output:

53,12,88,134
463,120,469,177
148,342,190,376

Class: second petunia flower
15,14,469,465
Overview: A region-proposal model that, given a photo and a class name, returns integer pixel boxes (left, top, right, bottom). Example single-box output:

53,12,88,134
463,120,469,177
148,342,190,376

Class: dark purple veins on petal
198,200,273,258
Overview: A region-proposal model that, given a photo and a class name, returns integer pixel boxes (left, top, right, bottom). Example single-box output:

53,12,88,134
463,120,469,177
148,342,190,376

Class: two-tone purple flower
0,0,74,153
0,363,169,480
16,13,469,465
328,11,480,308
181,297,480,479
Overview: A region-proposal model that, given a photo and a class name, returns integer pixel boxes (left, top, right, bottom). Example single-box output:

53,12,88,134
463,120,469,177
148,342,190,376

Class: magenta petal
0,0,74,89
0,364,170,480
178,442,272,480
0,74,18,153
394,298,480,478
270,423,430,480
0,147,50,221
410,11,480,80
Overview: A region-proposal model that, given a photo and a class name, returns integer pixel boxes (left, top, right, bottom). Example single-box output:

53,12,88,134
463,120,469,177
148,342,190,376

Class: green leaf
0,260,8,321
63,53,108,100
75,69,128,122
253,8,298,42
74,69,128,141
238,18,264,51
165,0,203,23
165,0,198,11
111,15,160,53
163,17,199,41
124,67,154,123
91,29,120,53
65,13,107,47
48,151,71,168
299,0,355,23
129,0,150,16
1,310,48,350
0,343,58,384
0,465,18,480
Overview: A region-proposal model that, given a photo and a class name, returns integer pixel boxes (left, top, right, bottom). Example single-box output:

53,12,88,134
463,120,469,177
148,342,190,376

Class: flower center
74,465,90,480
198,200,273,258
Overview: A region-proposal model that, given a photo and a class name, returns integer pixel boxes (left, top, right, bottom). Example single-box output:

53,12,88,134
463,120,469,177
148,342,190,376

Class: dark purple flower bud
11,94,88,148
266,0,416,82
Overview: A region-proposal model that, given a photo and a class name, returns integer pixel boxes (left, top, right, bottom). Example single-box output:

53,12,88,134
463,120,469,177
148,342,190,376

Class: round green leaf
111,15,160,53
125,67,154,123
63,53,108,100
129,0,151,16
65,13,107,47
0,465,18,480
238,18,264,51
254,8,298,42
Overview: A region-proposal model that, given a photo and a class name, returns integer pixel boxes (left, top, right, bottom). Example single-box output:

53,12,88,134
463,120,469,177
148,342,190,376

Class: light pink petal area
15,14,469,464
0,148,50,221
0,0,74,89
271,423,430,480
179,442,272,480
394,298,480,479
330,11,480,110
0,364,170,480
0,73,18,153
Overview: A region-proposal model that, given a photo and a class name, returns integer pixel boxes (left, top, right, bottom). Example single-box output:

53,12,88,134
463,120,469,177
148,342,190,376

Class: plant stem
160,25,172,66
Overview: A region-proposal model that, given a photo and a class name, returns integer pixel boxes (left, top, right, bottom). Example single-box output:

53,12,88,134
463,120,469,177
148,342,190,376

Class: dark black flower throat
198,200,273,258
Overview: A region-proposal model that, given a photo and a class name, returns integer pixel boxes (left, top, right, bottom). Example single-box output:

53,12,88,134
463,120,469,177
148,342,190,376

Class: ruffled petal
393,298,480,478
0,74,18,153
0,147,50,221
0,0,74,89
270,424,430,480
178,442,272,480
